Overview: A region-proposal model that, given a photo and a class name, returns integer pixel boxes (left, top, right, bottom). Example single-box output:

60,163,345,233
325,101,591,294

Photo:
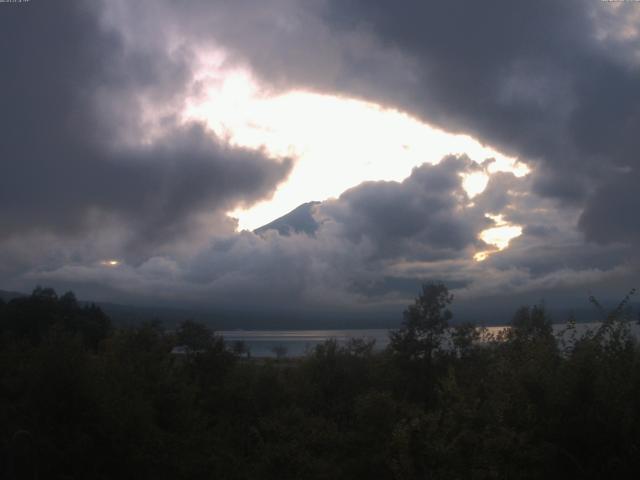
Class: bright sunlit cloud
474,215,523,262
183,66,529,231
462,171,490,199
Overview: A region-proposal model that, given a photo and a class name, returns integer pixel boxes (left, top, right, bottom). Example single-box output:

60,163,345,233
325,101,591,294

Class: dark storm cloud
578,169,640,245
318,156,490,261
0,1,290,255
465,169,637,302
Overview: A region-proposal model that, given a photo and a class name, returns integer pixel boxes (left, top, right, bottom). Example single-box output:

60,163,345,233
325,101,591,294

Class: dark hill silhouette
0,289,26,302
2,286,638,330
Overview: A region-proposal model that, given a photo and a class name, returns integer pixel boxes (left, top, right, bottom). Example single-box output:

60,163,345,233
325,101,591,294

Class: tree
272,344,288,360
175,319,217,352
389,283,453,362
231,340,251,358
508,304,553,342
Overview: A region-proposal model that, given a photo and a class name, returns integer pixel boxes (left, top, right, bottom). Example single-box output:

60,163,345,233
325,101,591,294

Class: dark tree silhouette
175,319,218,352
272,344,288,360
0,287,110,349
2,284,640,478
389,282,453,362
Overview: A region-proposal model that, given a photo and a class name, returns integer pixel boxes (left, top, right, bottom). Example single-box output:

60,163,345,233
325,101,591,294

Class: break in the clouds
1,0,638,321
139,0,640,244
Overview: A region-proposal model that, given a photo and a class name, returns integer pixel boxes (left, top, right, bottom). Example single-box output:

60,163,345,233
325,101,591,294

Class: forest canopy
1,285,639,479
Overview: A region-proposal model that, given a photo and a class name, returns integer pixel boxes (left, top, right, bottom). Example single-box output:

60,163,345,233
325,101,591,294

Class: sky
1,0,639,324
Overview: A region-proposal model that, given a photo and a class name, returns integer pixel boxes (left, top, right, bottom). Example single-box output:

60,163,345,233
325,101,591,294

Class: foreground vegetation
1,285,640,479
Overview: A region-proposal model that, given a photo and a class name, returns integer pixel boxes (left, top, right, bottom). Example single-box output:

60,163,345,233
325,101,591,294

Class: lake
219,329,391,357
220,322,640,358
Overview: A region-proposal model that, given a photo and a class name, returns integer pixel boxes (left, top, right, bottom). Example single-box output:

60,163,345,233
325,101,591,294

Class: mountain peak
254,201,321,236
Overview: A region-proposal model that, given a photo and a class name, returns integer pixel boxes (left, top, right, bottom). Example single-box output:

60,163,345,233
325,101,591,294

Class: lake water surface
220,329,391,358
221,322,640,358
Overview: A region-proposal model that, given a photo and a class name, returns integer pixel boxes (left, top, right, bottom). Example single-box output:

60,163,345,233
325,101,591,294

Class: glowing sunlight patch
462,172,490,199
100,260,121,267
480,225,523,250
474,215,523,262
182,64,530,231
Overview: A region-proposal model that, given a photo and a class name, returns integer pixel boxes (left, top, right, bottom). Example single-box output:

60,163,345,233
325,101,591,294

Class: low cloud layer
23,156,635,321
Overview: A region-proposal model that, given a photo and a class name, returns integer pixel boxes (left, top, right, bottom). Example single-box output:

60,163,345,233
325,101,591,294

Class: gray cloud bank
26,156,636,321
1,0,638,322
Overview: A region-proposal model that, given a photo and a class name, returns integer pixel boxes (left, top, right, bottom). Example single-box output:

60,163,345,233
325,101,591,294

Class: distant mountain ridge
254,201,320,236
0,288,396,329
0,289,26,302
3,286,638,330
